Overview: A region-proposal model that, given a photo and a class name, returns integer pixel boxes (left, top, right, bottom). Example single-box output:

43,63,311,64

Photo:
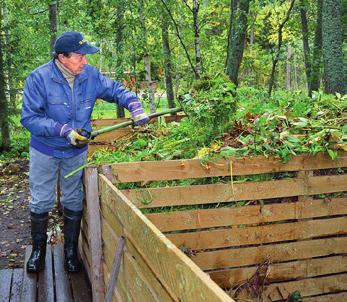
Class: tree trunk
226,0,250,86
192,0,201,79
322,0,346,94
139,0,156,113
299,0,312,96
115,1,126,118
0,6,10,151
161,2,175,111
48,2,58,56
268,0,295,96
311,0,323,91
286,45,292,90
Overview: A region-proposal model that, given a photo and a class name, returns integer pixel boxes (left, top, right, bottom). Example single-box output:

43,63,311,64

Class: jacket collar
51,60,88,83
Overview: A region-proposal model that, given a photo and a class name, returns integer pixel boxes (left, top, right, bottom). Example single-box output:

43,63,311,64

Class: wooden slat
109,152,347,183
167,216,347,250
304,292,347,302
209,255,347,287
147,197,347,232
53,245,73,302
20,246,37,302
70,270,92,302
10,268,23,302
124,174,347,208
99,175,234,302
38,245,54,302
263,274,347,301
191,237,347,270
84,166,104,302
0,269,12,302
102,205,178,301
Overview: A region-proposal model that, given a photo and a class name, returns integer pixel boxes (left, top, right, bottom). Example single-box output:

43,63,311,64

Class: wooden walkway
0,244,91,302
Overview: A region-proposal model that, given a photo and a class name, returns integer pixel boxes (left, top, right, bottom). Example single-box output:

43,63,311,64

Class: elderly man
21,31,148,273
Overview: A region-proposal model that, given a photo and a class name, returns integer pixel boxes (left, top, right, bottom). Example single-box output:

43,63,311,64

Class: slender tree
0,2,10,151
115,0,126,118
322,0,346,94
48,2,57,56
299,0,312,95
161,0,175,110
310,0,322,92
226,0,250,86
268,0,295,96
138,0,156,113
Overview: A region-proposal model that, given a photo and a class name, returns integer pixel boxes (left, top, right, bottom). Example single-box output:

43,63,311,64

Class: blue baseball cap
54,31,99,54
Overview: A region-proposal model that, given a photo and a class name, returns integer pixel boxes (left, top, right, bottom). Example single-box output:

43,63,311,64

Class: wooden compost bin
80,152,347,302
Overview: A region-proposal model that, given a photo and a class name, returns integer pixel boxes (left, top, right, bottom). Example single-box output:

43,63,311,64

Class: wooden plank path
0,244,91,302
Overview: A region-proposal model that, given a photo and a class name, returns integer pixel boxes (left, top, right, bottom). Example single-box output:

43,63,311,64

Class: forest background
0,0,346,159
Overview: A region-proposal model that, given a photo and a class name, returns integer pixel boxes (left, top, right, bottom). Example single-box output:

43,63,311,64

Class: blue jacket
21,60,137,158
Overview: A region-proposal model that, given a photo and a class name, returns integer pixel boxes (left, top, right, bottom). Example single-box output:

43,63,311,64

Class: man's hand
128,101,149,125
60,124,89,147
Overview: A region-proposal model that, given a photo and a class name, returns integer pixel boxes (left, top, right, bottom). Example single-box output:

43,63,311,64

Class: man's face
58,53,88,74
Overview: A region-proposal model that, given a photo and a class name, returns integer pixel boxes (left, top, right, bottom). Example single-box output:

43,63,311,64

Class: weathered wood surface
209,255,347,287
101,207,175,302
84,166,104,302
2,245,91,302
191,236,347,270
167,216,347,250
147,197,347,231
108,152,347,183
99,175,234,302
123,174,347,208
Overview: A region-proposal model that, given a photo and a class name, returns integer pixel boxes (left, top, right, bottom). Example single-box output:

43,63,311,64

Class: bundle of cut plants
90,77,346,165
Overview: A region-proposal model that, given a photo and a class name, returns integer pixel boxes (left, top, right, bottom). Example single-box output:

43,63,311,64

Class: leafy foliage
91,88,346,164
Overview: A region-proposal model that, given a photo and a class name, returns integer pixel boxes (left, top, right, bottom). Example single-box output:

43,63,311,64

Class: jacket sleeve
95,70,139,110
21,73,63,137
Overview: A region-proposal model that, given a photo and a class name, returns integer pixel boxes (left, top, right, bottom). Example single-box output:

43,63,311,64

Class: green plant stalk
64,161,95,179
90,107,182,139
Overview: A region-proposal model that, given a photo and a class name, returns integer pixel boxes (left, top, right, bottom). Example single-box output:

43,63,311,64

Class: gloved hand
60,124,89,147
128,101,149,126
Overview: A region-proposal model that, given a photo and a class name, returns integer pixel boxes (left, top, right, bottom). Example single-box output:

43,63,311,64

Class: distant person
21,31,149,273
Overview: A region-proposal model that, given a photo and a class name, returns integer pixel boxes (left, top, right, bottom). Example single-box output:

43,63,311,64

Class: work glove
128,101,149,126
60,124,89,147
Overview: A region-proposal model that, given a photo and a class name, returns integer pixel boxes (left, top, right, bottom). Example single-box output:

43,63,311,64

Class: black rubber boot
26,212,48,273
64,208,83,273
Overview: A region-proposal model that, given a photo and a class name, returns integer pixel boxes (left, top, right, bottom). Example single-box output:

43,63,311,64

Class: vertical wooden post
297,170,314,202
84,167,105,302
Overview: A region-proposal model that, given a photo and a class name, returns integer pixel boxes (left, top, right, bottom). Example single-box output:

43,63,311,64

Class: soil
0,159,63,269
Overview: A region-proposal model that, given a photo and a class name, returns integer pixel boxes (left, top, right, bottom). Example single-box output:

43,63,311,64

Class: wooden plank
10,268,24,302
0,269,12,302
70,269,92,302
167,216,347,250
102,263,128,302
101,214,175,302
147,197,347,232
37,245,54,302
109,152,347,183
84,166,105,302
209,255,347,287
99,175,234,302
191,236,347,270
124,174,347,208
103,240,172,302
53,244,73,302
304,292,347,302
20,246,37,302
263,274,347,301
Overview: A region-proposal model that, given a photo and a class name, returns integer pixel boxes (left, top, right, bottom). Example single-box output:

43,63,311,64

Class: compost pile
91,77,346,164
